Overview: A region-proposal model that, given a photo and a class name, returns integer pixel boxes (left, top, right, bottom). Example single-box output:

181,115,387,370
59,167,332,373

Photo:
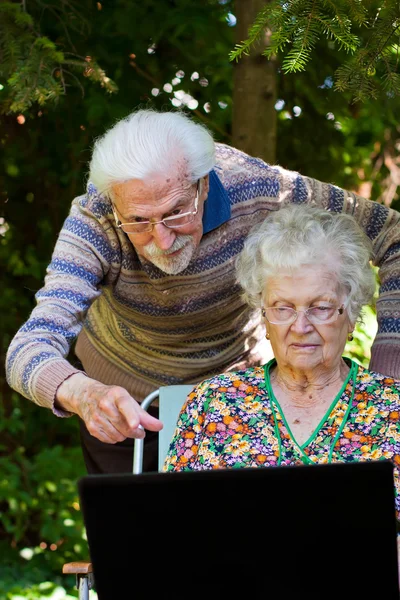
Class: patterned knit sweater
6,143,400,415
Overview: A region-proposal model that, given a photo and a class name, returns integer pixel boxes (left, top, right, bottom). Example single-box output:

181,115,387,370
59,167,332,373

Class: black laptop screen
78,461,399,599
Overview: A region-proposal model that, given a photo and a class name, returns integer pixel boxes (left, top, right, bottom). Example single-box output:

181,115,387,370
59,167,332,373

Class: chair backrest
158,384,194,468
133,384,194,474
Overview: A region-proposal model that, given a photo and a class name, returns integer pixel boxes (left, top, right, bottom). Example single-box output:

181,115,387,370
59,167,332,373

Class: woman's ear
202,175,210,198
348,322,355,335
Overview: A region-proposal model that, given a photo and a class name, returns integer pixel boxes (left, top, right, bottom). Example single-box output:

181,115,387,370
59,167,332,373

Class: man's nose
151,222,176,251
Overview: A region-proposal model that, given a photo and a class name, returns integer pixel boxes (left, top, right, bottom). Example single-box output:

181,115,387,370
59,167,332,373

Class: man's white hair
235,204,376,323
88,109,216,194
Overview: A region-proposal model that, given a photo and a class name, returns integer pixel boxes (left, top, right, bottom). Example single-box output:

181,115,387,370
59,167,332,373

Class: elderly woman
163,205,400,518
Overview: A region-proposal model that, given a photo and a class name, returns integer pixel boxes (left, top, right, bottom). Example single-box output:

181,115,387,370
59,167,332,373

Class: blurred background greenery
0,1,398,597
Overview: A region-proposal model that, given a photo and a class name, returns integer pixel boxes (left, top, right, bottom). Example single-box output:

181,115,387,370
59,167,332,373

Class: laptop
78,461,399,599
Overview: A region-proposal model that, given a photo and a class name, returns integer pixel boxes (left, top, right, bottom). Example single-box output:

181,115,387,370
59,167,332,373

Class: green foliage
346,304,378,367
0,1,117,114
0,394,87,599
0,554,80,599
273,34,400,214
230,0,400,102
343,266,379,367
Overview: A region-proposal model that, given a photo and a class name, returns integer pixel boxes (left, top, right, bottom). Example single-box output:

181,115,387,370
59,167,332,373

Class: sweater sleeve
5,196,116,415
270,162,400,378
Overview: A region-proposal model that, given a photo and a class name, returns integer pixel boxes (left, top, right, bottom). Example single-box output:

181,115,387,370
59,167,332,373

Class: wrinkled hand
56,373,163,443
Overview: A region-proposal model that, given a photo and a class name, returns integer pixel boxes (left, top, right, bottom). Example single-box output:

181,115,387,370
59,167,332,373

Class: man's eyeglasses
111,181,199,234
261,302,347,325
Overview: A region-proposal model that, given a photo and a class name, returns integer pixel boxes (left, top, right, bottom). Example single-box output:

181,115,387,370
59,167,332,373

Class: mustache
144,234,193,258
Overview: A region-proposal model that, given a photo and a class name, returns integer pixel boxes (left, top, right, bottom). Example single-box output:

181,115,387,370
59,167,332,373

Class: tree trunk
232,0,277,164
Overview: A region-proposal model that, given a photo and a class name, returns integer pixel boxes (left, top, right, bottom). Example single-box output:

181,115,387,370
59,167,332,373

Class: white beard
143,234,196,274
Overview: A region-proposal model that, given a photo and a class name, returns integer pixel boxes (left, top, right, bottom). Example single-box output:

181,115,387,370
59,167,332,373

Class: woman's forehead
265,266,342,300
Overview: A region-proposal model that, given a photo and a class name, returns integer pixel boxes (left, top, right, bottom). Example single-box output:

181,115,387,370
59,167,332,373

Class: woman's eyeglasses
261,303,347,325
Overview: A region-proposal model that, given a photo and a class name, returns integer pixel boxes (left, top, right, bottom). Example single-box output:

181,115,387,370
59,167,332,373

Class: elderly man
6,109,400,474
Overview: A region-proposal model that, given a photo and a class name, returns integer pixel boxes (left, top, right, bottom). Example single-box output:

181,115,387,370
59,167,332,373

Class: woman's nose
290,311,314,332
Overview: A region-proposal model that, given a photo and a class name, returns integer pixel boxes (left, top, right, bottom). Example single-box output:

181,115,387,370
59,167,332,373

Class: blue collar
202,169,231,234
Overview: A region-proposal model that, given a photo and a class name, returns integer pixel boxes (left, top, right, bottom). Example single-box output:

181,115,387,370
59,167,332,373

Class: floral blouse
163,358,400,522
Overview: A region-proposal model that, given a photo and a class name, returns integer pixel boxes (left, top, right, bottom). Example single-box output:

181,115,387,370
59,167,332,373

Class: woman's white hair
235,204,376,323
88,109,216,195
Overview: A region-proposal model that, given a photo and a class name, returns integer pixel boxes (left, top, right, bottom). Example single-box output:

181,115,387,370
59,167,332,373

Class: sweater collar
202,169,231,234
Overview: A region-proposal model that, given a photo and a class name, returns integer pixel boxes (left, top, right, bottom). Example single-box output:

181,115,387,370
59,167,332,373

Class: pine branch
229,3,274,61
315,14,359,51
334,0,368,27
382,71,400,96
232,0,360,70
368,17,400,71
281,46,313,72
0,1,117,115
334,54,378,101
231,0,400,101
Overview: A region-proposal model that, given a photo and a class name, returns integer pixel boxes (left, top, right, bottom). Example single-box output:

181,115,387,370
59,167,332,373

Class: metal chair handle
132,389,160,474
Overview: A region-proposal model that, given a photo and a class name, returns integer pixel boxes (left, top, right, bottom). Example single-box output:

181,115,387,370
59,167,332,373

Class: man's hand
55,373,163,443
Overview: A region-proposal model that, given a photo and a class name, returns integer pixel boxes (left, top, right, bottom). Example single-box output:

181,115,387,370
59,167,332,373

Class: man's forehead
110,174,196,219
112,173,192,200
